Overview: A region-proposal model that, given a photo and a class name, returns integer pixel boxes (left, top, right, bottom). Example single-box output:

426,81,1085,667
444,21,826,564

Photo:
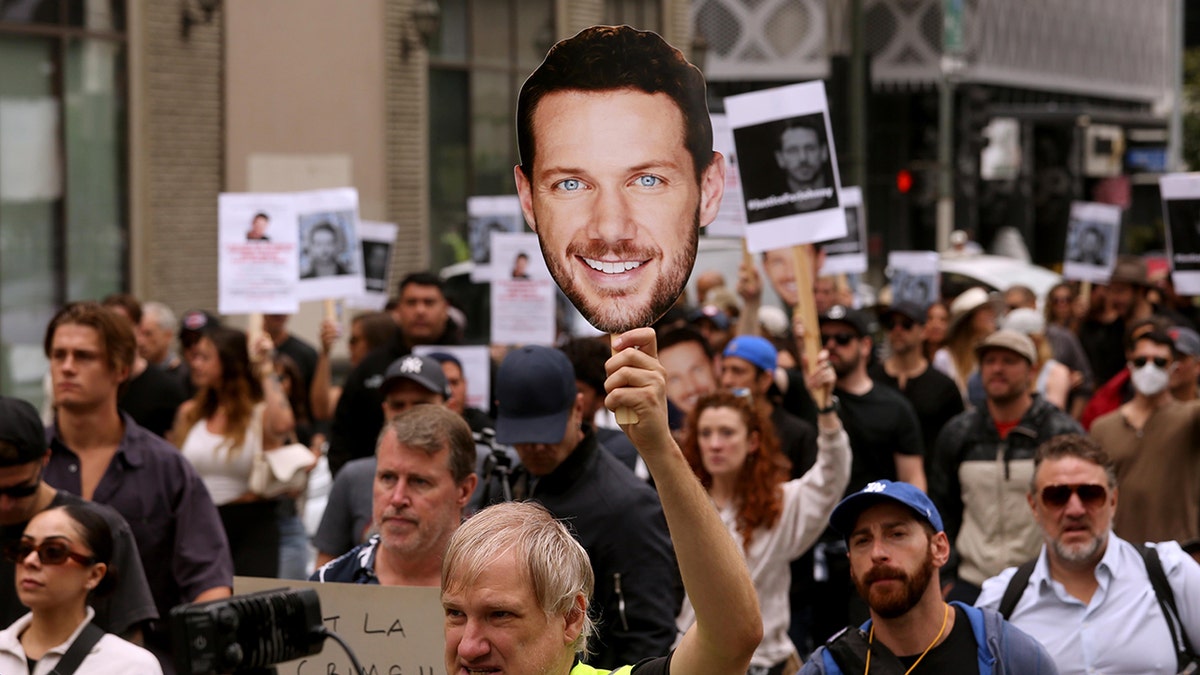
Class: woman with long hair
0,504,161,674
1043,282,1077,330
172,326,294,577
933,287,997,405
922,301,950,362
677,382,850,674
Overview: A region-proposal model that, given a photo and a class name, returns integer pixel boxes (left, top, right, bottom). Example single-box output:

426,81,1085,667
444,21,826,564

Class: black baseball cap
0,397,47,467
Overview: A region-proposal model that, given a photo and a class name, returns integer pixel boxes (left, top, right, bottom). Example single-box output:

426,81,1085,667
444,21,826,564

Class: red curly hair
682,391,791,550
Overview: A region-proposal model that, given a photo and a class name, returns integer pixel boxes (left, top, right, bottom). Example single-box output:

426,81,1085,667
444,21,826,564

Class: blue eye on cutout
558,179,582,191
637,175,662,187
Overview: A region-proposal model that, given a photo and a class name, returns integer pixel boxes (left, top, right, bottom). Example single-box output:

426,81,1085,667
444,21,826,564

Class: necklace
863,602,950,675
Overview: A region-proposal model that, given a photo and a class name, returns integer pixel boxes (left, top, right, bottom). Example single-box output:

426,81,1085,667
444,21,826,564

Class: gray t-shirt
313,457,375,558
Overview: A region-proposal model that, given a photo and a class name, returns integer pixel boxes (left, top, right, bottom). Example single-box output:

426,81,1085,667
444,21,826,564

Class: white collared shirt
0,607,162,675
976,534,1200,675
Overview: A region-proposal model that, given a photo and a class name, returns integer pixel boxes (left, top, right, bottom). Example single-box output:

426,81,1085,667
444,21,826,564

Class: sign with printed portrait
1161,173,1200,294
490,232,556,345
467,195,526,282
888,251,940,311
820,186,867,275
346,221,399,311
1061,201,1121,284
217,192,300,315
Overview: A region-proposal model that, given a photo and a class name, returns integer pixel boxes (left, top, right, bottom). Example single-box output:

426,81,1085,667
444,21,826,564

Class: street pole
849,0,867,191
937,0,965,252
1168,0,1184,172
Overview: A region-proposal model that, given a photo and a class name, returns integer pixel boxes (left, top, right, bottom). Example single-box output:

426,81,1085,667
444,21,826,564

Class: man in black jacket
480,345,681,669
328,272,461,475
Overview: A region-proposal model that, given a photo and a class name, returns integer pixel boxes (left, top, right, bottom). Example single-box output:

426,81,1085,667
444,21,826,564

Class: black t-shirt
895,605,980,674
119,363,188,438
868,362,964,461
277,334,320,391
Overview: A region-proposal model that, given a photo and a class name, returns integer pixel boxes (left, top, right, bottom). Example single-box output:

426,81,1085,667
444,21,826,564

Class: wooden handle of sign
247,313,264,344
791,245,830,410
1078,280,1091,316
611,335,639,425
323,299,337,322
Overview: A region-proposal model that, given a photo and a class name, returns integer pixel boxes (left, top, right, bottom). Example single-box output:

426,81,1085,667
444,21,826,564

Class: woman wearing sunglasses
172,326,295,578
676,385,851,675
0,503,161,674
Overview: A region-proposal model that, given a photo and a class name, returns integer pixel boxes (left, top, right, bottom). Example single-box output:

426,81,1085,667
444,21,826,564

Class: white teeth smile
582,258,643,274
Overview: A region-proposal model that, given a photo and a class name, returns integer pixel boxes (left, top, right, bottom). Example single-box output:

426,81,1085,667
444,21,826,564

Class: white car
939,253,1062,305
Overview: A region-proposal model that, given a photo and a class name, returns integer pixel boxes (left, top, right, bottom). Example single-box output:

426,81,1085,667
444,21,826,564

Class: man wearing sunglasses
1090,328,1200,547
929,330,1083,605
976,435,1200,675
869,301,964,461
0,396,156,643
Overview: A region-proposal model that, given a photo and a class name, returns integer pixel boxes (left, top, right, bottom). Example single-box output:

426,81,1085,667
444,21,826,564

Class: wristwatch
817,396,840,415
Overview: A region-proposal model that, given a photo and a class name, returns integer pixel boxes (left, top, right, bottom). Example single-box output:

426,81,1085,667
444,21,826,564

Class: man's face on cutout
515,89,724,333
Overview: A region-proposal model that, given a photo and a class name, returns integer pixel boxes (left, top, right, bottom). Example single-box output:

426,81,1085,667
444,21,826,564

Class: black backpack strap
824,625,907,675
48,621,105,675
997,558,1038,620
1138,544,1197,672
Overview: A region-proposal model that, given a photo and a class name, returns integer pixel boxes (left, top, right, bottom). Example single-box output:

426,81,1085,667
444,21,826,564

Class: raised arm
606,328,762,675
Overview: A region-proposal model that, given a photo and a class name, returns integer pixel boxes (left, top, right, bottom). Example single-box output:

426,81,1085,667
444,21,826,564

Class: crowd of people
0,244,1195,673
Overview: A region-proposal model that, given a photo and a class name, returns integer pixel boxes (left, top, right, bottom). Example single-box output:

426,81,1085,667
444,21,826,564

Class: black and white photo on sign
217,192,300,316
490,232,556,346
1061,201,1121,284
887,250,940,311
346,220,399,311
467,195,524,282
294,187,365,303
1161,173,1200,294
820,186,867,275
725,81,846,253
299,210,356,279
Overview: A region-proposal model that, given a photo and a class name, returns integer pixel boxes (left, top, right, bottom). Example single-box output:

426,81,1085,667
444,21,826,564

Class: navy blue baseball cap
723,335,777,373
495,346,577,445
381,354,450,398
830,480,944,537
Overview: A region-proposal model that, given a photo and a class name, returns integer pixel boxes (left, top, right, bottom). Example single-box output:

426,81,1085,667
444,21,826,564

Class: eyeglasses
880,316,915,331
1039,484,1108,509
821,333,856,346
2,540,95,567
1131,356,1170,369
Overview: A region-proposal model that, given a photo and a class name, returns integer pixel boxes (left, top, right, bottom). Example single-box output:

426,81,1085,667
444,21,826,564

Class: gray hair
142,301,178,334
442,502,595,654
377,405,476,483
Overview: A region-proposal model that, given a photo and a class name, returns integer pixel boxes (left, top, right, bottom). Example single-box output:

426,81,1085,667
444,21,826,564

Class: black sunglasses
821,333,856,346
1039,483,1108,508
881,316,915,331
1131,356,1170,369
3,540,95,566
0,468,41,500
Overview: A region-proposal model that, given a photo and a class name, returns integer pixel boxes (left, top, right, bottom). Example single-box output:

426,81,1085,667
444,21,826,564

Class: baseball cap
179,309,219,349
688,305,731,331
1000,308,1045,337
830,480,944,538
0,396,48,467
878,301,926,325
974,329,1037,365
723,335,777,373
494,346,577,445
381,354,450,398
818,305,870,337
1169,326,1200,358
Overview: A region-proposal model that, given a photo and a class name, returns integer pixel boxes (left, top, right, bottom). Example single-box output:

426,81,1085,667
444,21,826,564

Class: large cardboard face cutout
514,26,724,333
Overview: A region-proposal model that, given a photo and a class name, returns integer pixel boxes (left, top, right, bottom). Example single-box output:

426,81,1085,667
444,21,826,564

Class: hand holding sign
514,26,724,424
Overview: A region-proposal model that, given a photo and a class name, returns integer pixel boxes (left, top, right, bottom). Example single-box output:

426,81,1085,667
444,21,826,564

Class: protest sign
296,188,365,303
490,232,556,345
820,186,867,275
412,345,491,412
725,81,846,253
218,193,300,315
346,221,399,311
1062,201,1121,284
234,576,443,675
888,251,940,310
468,195,526,282
1161,173,1200,294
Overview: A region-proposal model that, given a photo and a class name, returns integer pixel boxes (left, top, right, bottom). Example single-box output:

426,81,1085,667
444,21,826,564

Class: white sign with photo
412,344,491,412
820,186,867,275
888,250,940,310
705,113,747,239
468,195,526,282
346,221,399,311
295,188,365,302
234,577,442,675
1061,201,1121,284
1161,173,1200,294
724,81,846,253
217,193,301,315
490,232,556,346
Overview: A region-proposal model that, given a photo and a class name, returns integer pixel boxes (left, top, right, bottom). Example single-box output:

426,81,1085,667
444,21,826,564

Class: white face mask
1130,362,1170,396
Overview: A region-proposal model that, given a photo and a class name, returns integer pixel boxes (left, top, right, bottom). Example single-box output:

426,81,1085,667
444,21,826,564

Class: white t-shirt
0,607,162,675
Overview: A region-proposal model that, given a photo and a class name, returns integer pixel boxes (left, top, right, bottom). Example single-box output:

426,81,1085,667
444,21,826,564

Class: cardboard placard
412,345,492,412
346,221,399,311
489,232,556,346
888,251,940,310
1161,174,1200,294
218,193,301,315
820,186,867,275
467,195,526,283
1062,201,1121,284
296,188,366,302
233,576,443,675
